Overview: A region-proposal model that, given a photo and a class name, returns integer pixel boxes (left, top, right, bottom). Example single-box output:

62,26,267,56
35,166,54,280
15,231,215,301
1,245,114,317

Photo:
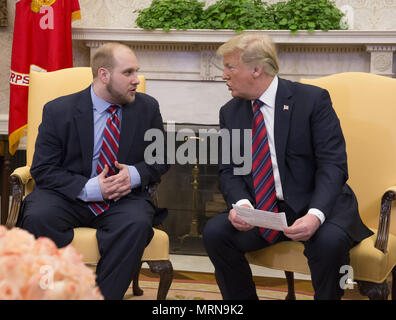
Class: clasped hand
98,161,132,202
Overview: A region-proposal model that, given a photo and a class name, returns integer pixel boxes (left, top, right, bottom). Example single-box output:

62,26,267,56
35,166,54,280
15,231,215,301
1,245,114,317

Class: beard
106,79,135,105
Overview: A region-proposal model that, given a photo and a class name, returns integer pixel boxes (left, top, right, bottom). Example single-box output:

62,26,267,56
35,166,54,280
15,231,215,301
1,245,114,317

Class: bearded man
18,43,169,300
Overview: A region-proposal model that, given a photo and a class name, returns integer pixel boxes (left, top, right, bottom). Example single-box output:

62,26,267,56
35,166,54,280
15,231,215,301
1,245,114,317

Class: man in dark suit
18,43,169,299
203,33,372,300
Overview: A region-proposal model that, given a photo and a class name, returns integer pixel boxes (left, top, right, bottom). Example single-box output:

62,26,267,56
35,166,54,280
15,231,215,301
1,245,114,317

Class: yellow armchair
246,72,396,300
7,67,173,300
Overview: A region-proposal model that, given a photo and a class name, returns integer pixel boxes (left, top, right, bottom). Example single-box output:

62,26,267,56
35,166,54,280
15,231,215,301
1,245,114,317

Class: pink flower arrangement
0,226,103,300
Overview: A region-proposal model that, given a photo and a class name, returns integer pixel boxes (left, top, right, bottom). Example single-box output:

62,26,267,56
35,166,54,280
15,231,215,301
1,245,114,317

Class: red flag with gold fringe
8,0,81,155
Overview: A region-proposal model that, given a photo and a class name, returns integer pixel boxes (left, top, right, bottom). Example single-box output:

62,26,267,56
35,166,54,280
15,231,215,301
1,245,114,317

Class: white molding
72,27,396,80
72,28,396,45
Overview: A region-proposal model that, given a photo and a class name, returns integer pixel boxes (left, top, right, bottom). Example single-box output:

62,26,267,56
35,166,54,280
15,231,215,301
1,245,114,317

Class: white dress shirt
236,76,325,224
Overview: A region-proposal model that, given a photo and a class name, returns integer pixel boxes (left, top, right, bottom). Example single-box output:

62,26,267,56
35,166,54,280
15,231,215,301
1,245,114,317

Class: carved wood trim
285,271,296,300
6,175,24,229
358,280,390,300
375,190,396,253
146,260,174,300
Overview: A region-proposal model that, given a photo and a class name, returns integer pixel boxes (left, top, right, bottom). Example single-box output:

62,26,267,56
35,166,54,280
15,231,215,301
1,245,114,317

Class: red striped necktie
252,99,280,243
88,105,121,216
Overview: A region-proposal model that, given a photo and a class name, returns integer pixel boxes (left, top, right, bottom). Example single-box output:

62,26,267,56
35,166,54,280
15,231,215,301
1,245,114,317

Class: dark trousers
17,188,155,300
203,201,354,300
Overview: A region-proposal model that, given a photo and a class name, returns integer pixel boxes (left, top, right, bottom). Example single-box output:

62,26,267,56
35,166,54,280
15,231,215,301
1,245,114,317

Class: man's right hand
228,204,254,231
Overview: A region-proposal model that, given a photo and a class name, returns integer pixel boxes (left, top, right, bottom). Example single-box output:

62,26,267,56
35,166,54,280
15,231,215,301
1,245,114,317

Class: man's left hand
283,213,321,241
102,161,132,201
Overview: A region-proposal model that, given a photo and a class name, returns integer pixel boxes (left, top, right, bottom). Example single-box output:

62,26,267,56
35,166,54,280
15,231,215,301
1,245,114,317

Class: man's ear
98,67,110,84
252,65,263,79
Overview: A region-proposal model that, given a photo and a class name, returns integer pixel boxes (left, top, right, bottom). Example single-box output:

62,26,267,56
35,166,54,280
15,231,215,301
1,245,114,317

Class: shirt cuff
307,208,326,225
77,166,141,202
235,199,254,208
77,176,103,202
128,165,141,189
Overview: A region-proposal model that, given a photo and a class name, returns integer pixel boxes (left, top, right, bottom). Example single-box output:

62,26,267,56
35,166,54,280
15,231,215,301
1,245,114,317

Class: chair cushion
246,229,396,283
141,228,170,261
70,227,169,265
70,228,100,265
246,241,310,275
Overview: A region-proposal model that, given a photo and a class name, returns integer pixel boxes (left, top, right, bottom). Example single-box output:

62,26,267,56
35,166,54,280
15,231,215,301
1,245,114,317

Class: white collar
256,75,278,109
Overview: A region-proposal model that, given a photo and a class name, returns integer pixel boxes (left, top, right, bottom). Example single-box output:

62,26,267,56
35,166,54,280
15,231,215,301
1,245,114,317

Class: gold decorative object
179,136,203,247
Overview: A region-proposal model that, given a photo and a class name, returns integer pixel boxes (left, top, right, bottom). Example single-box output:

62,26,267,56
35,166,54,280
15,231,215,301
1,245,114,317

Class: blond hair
217,33,279,77
91,42,133,78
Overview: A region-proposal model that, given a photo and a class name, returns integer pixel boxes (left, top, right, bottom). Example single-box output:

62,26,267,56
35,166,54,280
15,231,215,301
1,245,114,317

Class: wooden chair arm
149,183,159,206
374,186,396,253
6,166,32,229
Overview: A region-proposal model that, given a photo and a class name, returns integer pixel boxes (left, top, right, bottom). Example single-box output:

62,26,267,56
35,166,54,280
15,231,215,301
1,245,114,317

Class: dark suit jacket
219,77,372,242
30,86,169,222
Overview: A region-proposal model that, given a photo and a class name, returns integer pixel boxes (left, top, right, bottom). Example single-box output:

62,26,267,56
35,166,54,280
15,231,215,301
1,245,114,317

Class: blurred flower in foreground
0,226,103,300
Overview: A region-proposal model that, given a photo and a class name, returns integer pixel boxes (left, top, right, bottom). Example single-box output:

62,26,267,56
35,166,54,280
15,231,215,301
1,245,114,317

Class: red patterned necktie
252,99,280,243
88,105,121,216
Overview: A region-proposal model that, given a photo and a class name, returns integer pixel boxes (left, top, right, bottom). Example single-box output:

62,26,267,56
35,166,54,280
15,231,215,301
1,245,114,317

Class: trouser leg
17,189,92,248
93,197,155,300
203,212,277,300
303,222,354,300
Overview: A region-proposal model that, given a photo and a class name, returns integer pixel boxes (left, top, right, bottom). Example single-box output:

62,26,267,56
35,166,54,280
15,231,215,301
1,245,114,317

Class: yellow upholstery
71,227,170,265
246,72,396,285
247,241,309,275
13,67,168,267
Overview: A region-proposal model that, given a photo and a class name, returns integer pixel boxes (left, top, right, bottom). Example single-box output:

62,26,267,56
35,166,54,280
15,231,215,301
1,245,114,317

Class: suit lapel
274,78,293,184
117,100,139,163
74,87,94,177
237,99,254,189
240,99,253,129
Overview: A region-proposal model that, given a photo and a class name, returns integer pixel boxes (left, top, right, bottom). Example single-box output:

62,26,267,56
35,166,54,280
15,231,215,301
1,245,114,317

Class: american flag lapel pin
283,105,289,111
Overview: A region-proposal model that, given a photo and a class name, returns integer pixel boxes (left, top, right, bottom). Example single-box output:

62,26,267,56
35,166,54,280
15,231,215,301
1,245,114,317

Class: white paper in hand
232,204,288,231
